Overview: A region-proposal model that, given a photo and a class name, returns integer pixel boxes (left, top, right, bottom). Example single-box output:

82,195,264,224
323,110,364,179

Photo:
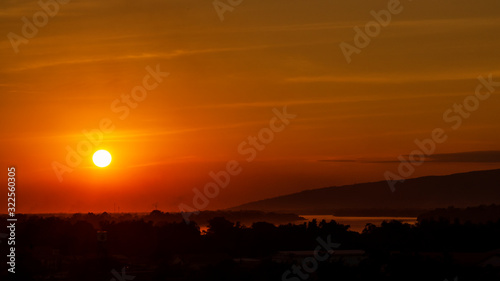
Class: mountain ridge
229,169,500,216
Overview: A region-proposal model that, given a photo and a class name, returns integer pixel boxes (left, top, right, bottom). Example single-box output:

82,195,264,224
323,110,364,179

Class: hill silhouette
230,169,500,216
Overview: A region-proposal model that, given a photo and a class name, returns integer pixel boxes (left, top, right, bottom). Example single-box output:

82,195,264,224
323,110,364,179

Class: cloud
320,151,500,164
427,151,500,163
7,45,272,72
285,71,500,84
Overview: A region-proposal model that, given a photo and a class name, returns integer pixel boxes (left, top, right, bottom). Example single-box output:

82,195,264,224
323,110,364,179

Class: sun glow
93,150,112,168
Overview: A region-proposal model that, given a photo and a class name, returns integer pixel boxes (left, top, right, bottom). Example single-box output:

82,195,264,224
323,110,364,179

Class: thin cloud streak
320,151,500,164
178,91,476,111
285,71,500,84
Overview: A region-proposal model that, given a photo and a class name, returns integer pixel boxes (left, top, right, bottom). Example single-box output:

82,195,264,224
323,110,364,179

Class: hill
230,169,500,216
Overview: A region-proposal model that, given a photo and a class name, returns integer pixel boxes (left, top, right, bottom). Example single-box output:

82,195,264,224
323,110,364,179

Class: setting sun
92,150,112,168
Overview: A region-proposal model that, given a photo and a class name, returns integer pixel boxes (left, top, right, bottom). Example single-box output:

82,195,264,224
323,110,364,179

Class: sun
93,150,112,168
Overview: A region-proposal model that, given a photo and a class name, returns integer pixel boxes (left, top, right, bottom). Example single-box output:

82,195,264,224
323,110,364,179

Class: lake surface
198,215,417,234
298,215,417,233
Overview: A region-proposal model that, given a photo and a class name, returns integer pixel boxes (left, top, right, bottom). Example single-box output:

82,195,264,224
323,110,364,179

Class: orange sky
1,0,500,213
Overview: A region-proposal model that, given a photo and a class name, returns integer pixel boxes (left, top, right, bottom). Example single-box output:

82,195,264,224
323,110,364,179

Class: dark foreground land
1,207,500,281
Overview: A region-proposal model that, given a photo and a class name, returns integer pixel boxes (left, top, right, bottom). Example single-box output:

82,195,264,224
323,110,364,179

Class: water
298,215,417,233
198,215,417,234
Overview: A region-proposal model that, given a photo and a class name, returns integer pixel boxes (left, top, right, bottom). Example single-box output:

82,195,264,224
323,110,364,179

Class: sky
1,0,500,213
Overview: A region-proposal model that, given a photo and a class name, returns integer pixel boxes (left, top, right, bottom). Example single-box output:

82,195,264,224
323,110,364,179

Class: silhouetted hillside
2,213,500,280
231,169,500,216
